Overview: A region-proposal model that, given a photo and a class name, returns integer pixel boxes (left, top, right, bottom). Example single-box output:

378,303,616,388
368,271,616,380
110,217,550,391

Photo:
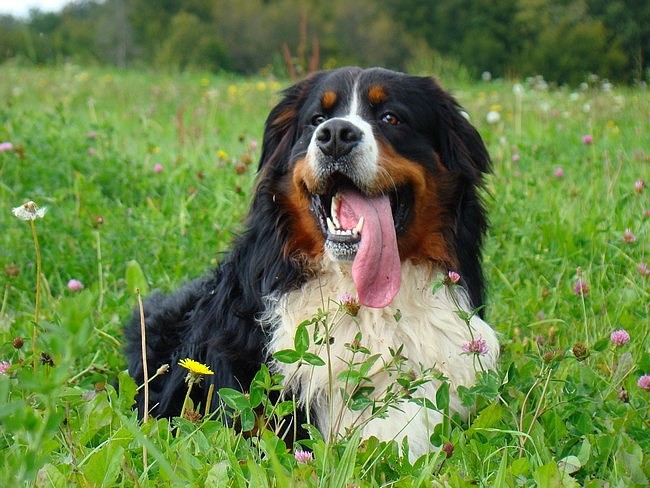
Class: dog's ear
427,78,491,183
258,73,323,173
424,77,491,311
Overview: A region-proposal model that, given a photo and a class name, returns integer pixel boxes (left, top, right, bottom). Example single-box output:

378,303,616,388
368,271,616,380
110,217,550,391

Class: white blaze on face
306,81,379,188
305,80,402,308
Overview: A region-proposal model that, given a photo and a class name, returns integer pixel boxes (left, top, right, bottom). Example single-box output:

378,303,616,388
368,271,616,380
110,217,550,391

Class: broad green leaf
558,455,581,475
81,444,124,486
510,457,530,476
302,352,325,366
272,349,301,364
117,370,138,412
294,322,310,354
240,407,256,431
125,259,149,295
205,461,230,486
218,387,251,411
34,463,66,488
436,382,450,410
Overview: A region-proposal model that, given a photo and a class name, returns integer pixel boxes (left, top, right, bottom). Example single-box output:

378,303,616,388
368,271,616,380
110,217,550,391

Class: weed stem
30,219,42,371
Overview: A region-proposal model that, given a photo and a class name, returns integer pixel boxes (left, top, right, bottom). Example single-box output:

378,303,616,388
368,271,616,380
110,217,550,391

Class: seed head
442,442,454,458
572,342,589,361
12,201,47,221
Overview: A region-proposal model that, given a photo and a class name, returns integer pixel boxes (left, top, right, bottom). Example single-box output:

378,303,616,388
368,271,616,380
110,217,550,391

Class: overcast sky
0,0,70,17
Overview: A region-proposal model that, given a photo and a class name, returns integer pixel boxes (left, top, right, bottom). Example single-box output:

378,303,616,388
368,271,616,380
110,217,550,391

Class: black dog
125,67,498,457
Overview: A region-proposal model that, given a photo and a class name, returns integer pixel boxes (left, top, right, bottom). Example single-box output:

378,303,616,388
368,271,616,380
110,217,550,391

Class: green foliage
0,66,649,485
1,0,649,83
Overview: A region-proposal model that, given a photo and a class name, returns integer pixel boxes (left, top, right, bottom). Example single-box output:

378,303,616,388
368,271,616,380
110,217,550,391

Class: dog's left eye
381,112,400,126
311,114,327,126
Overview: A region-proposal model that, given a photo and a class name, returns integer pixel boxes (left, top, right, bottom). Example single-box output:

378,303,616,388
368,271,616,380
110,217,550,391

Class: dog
125,67,499,458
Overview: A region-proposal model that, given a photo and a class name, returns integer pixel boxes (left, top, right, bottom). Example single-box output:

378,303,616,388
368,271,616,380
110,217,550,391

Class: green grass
0,64,648,486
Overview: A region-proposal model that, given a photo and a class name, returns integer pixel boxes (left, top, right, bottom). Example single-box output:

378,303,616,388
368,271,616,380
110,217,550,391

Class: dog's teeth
353,216,364,237
331,194,341,228
327,217,337,234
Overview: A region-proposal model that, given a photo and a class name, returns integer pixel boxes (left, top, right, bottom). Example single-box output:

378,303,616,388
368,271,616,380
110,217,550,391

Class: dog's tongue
338,188,401,308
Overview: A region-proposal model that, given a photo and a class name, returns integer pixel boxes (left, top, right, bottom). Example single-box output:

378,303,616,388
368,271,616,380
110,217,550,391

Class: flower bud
572,342,589,361
442,442,454,458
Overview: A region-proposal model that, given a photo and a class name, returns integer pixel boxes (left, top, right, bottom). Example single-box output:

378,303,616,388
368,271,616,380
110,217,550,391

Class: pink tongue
338,189,401,308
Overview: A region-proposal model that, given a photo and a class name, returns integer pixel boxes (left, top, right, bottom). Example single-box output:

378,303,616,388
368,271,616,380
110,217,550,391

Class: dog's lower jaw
262,259,498,460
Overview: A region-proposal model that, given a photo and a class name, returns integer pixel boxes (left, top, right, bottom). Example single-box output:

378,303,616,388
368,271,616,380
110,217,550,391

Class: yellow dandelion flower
217,149,229,160
177,358,214,421
178,358,214,376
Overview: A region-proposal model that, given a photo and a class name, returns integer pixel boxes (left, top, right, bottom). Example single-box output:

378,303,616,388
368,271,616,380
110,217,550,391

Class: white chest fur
263,260,498,458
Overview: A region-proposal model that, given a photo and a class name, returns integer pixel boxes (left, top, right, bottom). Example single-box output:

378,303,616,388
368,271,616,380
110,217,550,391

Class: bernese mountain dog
125,67,499,458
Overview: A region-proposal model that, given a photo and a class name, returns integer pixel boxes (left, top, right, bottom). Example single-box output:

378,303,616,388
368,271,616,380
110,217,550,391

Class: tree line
1,0,648,85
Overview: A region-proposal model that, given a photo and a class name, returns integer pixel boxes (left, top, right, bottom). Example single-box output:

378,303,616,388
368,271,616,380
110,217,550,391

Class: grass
0,64,648,486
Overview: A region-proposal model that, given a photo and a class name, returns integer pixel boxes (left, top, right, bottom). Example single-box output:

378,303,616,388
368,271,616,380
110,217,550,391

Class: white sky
0,0,70,17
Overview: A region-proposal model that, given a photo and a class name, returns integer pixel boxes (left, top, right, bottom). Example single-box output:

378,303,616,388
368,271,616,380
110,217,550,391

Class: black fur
124,67,490,427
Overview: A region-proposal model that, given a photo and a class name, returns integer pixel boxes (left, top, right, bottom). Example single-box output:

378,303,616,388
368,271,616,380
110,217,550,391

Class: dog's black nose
315,119,362,159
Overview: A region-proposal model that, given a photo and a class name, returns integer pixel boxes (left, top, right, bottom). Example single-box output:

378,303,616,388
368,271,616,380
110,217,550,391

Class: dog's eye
311,114,327,126
381,112,400,126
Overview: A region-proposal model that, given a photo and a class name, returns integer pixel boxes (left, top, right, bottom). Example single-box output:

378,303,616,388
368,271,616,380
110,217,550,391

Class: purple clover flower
634,179,645,194
610,329,630,346
294,450,313,463
339,292,360,316
462,337,489,356
67,279,84,292
0,360,11,375
638,375,650,392
447,271,461,284
623,229,637,243
573,278,589,296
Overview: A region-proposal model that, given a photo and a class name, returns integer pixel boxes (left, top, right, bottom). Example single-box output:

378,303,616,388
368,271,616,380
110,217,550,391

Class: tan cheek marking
293,157,318,194
368,85,388,105
321,91,337,110
280,159,324,259
376,142,457,268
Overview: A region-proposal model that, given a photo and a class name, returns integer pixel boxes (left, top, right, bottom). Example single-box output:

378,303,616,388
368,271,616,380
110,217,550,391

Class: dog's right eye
311,114,327,126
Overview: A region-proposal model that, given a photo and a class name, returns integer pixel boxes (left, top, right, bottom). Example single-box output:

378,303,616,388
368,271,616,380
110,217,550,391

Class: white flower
486,110,500,124
12,201,47,221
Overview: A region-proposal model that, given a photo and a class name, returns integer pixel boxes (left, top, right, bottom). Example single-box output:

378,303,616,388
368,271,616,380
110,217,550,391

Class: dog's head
254,67,490,310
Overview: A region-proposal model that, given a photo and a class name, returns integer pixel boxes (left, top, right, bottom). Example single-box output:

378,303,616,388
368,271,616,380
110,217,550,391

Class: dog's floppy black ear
425,77,491,311
258,73,323,172
428,78,491,182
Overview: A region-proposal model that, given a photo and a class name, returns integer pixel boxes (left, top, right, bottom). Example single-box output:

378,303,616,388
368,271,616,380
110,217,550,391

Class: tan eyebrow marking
321,90,337,110
368,85,388,105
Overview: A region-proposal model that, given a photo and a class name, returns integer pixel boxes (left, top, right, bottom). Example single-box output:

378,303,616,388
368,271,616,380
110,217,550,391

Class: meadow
0,64,648,486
